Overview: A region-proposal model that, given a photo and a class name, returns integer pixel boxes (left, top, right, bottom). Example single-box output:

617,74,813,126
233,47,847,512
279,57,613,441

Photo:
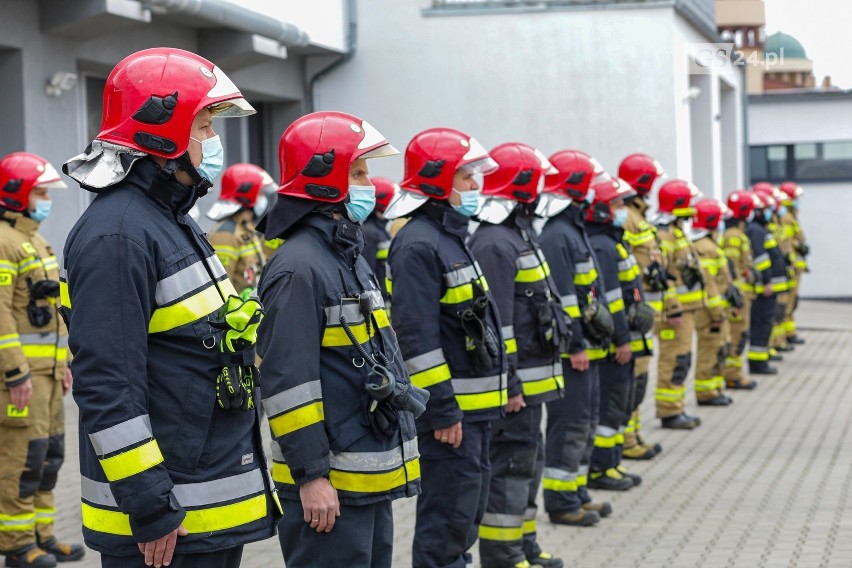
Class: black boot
549,509,600,526
749,363,778,375
4,546,57,568
698,395,734,406
661,413,698,430
36,538,84,563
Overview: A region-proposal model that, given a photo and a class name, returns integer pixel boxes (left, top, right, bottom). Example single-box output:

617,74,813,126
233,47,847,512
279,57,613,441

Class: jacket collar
0,210,39,236
126,158,201,216
300,213,364,263
416,200,470,240
627,195,649,215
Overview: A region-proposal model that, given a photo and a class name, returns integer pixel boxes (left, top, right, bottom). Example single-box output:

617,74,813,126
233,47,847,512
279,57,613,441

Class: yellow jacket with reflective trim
781,211,807,273
208,215,265,294
625,199,679,320
0,212,67,384
692,233,730,321
656,221,703,313
722,223,755,297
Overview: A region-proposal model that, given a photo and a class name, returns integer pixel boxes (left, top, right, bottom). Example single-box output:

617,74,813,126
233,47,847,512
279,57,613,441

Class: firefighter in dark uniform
61,48,280,568
469,142,565,568
255,111,425,568
361,177,395,303
746,190,784,375
384,127,509,568
0,153,83,568
618,153,669,460
537,150,614,526
206,163,277,296
585,177,649,491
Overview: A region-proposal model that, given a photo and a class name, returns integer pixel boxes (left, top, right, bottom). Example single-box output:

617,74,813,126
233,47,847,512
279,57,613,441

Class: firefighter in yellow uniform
0,153,83,568
690,199,734,406
654,180,704,430
206,163,276,295
722,191,759,390
768,188,795,357
778,182,808,346
618,154,671,458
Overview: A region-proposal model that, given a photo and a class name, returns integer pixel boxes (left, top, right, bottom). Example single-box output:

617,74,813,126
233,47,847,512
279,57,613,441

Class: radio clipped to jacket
460,279,500,374
27,278,60,327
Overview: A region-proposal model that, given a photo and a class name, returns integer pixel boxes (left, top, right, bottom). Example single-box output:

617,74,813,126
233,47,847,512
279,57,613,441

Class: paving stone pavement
50,300,852,567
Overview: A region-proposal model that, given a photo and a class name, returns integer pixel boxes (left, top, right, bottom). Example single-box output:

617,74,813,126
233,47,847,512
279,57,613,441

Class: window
85,76,107,143
750,141,852,183
223,102,271,173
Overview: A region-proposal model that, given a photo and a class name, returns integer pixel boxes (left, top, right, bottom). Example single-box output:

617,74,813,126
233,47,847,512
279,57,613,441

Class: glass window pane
86,76,107,143
823,141,852,160
749,146,768,181
795,141,852,180
767,145,786,161
794,143,817,160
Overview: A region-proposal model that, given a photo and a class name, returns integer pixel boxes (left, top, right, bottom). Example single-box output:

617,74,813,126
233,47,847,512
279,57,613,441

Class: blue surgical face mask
763,209,773,222
612,208,628,227
585,188,596,204
778,205,788,217
30,199,52,222
190,135,224,182
716,220,726,234
345,185,376,223
793,199,800,209
451,188,481,217
746,211,756,222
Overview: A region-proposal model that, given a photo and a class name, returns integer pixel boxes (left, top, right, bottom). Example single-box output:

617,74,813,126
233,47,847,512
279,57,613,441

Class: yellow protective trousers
655,312,695,418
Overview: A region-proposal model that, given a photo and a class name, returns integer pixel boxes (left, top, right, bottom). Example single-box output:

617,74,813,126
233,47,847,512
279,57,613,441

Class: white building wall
748,95,852,298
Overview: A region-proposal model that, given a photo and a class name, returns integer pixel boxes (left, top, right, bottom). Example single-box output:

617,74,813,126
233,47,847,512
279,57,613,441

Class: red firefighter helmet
371,177,398,214
206,163,276,221
543,150,603,201
586,176,636,223
657,179,701,217
778,181,803,203
752,187,776,211
96,47,255,159
618,153,665,196
692,198,727,230
751,181,776,194
726,190,758,220
482,142,555,203
277,111,398,204
0,152,67,212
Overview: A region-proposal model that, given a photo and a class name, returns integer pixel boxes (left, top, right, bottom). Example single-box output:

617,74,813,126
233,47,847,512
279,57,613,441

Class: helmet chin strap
173,152,212,197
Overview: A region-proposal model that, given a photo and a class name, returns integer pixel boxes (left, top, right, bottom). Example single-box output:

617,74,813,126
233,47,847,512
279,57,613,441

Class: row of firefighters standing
0,47,810,568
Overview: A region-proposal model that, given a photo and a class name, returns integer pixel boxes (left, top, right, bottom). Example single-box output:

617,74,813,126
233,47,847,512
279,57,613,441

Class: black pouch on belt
627,301,656,335
460,279,500,374
27,279,60,327
680,260,704,290
581,299,615,344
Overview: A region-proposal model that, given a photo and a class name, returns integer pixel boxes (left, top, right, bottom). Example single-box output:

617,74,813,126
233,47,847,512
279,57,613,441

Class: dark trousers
749,294,777,371
101,547,243,568
278,499,393,568
479,405,543,568
543,361,599,514
413,419,491,568
591,358,633,472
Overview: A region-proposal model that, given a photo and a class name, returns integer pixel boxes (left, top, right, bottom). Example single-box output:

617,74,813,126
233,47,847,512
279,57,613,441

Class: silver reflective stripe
155,256,226,306
404,348,447,375
331,439,419,473
81,477,117,507
172,469,265,508
676,285,700,294
57,336,69,348
0,517,35,527
560,294,579,307
59,267,67,279
517,364,557,382
270,441,284,461
501,325,515,340
444,265,479,288
645,292,663,301
578,464,589,475
362,290,385,310
88,415,153,457
575,260,594,274
605,288,623,303
596,425,618,437
324,303,365,325
516,253,541,270
19,332,58,344
0,335,19,347
750,346,768,352
451,375,501,395
481,512,524,527
771,276,788,285
754,253,770,264
263,381,322,417
543,467,576,481
377,241,391,250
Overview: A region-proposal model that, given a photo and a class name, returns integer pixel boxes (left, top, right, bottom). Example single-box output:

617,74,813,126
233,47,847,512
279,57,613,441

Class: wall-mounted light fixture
45,72,78,97
682,86,702,103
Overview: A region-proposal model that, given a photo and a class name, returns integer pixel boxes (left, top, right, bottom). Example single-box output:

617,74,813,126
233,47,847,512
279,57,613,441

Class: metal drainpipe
740,62,750,187
306,0,357,112
139,0,310,47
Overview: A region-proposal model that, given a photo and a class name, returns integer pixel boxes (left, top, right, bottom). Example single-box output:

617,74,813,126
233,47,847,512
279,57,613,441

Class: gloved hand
216,364,256,411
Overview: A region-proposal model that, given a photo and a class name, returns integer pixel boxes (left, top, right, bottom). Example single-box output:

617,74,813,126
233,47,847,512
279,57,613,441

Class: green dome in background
765,32,808,59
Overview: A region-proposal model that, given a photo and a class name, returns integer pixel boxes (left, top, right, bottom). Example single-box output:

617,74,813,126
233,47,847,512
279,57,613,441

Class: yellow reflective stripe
21,345,58,358
56,347,68,361
655,388,685,402
411,363,452,389
0,333,21,350
564,305,581,318
594,435,617,448
659,329,676,340
0,512,36,531
0,260,18,274
59,280,71,309
522,519,536,535
269,401,324,437
647,300,663,312
542,477,577,492
440,277,489,304
504,338,517,355
522,374,564,397
608,299,625,314
755,259,771,271
148,281,236,334
586,347,608,361
82,494,267,536
376,248,389,260
273,459,420,493
18,257,42,275
34,507,55,525
99,439,164,482
573,269,598,286
479,525,523,542
705,295,722,308
213,245,238,260
678,290,703,304
515,262,550,284
624,230,655,247
765,238,778,248
455,389,508,411
384,277,393,295
322,310,390,347
695,378,720,392
265,238,284,251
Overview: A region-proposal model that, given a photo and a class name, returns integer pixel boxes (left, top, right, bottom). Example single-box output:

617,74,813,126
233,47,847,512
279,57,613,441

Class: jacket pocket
0,387,31,428
164,376,215,473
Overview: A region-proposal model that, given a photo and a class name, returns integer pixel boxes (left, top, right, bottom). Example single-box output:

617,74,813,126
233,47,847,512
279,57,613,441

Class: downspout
306,0,357,112
140,0,310,46
740,63,750,187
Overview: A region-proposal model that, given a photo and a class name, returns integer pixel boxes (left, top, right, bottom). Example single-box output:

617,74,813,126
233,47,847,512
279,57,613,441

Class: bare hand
137,525,187,567
434,421,463,449
299,477,340,533
8,379,32,411
668,316,683,327
505,394,526,413
62,368,72,396
763,284,773,297
614,343,632,365
569,351,590,372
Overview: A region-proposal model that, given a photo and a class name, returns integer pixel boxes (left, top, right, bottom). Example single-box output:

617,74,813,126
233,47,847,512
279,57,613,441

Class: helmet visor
206,199,242,221
36,162,67,189
478,196,517,225
534,193,572,218
383,190,429,220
